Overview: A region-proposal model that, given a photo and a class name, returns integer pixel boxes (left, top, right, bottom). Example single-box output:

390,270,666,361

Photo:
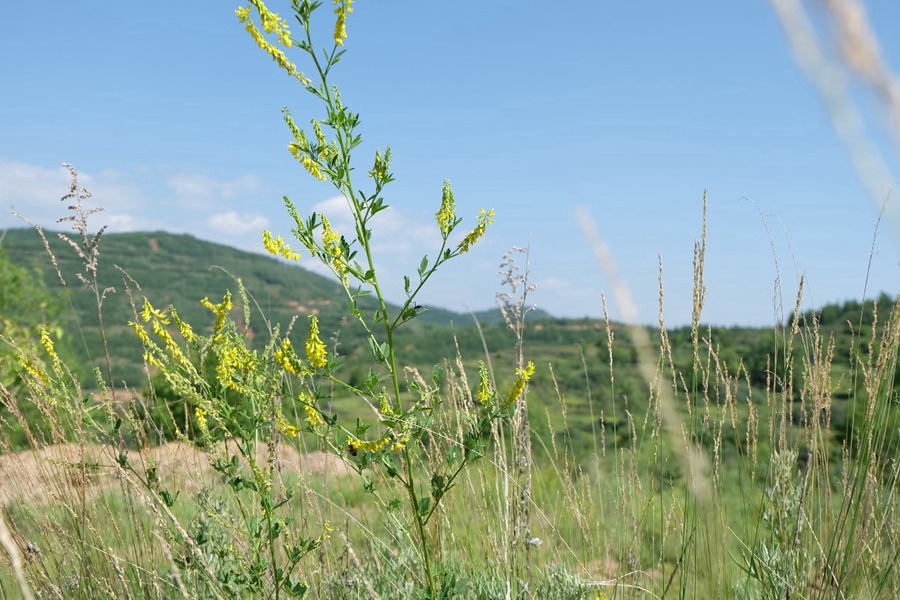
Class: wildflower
19,357,48,386
368,148,391,181
301,155,326,181
476,360,493,405
262,230,302,261
39,327,62,375
503,361,535,407
275,410,300,438
319,521,333,542
303,403,325,429
236,2,309,83
170,307,197,343
305,315,328,369
195,407,208,431
140,299,169,324
458,208,495,253
333,0,354,46
274,337,303,376
379,390,396,416
130,321,150,345
216,340,255,393
312,121,327,149
320,215,347,282
347,432,390,453
390,427,411,452
201,291,233,334
144,351,164,369
435,180,456,236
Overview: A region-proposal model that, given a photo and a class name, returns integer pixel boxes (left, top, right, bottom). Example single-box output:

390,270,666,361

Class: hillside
0,228,480,384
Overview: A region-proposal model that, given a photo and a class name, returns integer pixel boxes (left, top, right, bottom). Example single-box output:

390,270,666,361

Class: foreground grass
1,283,898,598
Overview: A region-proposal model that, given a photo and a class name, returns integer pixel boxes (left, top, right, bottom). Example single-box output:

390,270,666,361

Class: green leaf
417,497,431,516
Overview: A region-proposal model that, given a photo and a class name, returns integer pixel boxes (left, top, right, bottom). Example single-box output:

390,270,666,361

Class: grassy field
1,243,898,597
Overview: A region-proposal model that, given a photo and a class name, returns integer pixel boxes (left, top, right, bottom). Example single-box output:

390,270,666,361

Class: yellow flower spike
379,389,395,416
458,208,495,254
201,291,233,334
140,299,170,325
237,2,309,84
303,404,325,429
347,433,390,454
368,149,391,180
39,327,62,375
435,180,456,236
503,361,535,408
305,315,328,369
170,307,197,343
19,358,49,386
476,360,493,405
130,321,151,345
312,121,327,149
301,156,326,181
274,337,303,376
320,215,347,282
320,521,333,543
144,351,164,369
194,407,209,432
262,230,302,261
333,0,354,46
275,410,300,438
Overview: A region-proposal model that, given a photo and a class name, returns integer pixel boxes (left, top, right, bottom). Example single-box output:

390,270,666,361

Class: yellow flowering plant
229,2,538,597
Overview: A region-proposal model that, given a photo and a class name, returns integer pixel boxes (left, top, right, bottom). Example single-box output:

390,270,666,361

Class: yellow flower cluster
133,300,197,371
216,339,256,393
304,403,325,429
435,180,456,236
301,156,326,181
194,406,209,432
262,230,302,261
305,315,328,369
19,357,48,386
236,1,309,84
320,215,347,282
368,148,391,181
170,307,197,343
333,0,354,46
39,326,62,375
347,432,391,454
476,360,493,404
503,361,535,408
458,208,495,254
201,291,233,334
275,409,300,438
274,337,303,376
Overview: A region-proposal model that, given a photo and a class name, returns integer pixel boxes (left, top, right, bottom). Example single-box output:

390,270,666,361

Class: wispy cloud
167,173,262,204
207,211,270,235
0,159,146,231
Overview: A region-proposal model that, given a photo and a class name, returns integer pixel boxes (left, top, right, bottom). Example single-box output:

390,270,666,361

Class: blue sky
1,1,898,326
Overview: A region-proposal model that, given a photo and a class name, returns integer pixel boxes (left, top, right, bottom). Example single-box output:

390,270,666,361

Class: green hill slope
0,228,474,385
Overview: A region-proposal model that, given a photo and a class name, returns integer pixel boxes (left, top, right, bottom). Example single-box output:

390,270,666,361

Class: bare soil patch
0,441,351,507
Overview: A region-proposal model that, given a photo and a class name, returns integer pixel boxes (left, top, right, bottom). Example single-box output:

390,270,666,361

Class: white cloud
0,159,145,230
208,211,270,235
167,173,262,203
104,214,142,232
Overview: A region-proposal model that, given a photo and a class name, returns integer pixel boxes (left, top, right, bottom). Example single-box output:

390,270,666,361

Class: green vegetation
1,2,898,599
